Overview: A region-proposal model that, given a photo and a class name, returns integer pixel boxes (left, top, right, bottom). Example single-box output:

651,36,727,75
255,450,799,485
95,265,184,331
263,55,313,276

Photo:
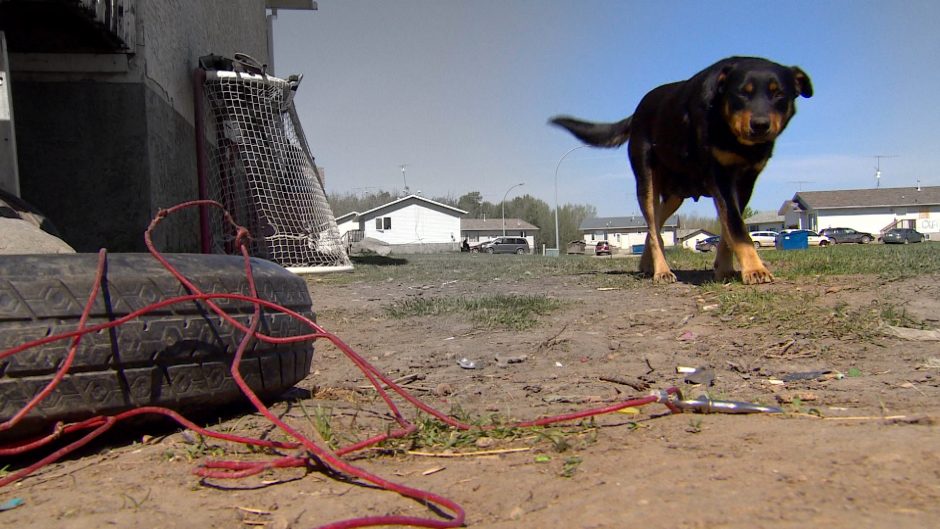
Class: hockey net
197,63,351,273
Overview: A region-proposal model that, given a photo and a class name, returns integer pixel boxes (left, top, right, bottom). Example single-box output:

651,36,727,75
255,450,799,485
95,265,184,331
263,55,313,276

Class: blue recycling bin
776,231,809,250
631,244,645,254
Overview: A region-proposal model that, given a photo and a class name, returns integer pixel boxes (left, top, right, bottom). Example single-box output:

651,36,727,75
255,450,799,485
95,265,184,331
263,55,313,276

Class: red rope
0,199,678,528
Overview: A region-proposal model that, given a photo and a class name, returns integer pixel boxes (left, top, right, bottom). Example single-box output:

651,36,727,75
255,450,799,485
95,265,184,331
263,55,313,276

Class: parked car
882,228,925,244
594,240,612,256
748,230,778,248
818,227,875,244
475,236,530,254
776,229,833,247
695,236,721,252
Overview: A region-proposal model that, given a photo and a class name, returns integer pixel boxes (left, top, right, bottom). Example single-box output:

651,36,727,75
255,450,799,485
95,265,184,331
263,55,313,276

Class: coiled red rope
0,200,678,528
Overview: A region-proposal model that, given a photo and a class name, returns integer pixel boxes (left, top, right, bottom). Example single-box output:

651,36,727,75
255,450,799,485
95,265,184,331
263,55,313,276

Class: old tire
0,253,314,441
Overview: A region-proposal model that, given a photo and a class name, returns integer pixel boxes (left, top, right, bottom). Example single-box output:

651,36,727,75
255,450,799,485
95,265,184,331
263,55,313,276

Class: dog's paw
651,270,677,284
741,268,775,285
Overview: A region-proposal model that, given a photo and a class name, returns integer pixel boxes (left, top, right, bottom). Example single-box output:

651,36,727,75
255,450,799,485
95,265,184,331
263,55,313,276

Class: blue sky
272,1,940,217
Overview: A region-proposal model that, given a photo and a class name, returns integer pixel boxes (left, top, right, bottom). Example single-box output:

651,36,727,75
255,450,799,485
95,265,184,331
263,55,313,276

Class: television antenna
872,155,898,188
399,163,410,195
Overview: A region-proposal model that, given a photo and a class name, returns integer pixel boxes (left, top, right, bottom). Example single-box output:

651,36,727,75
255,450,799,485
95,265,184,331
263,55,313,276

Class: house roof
579,215,679,231
334,211,358,222
777,200,799,216
744,211,784,224
793,186,940,210
676,228,717,242
461,218,540,231
357,194,467,219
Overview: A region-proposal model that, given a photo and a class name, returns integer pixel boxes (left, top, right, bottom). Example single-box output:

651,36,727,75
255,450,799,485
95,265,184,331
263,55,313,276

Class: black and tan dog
551,56,812,284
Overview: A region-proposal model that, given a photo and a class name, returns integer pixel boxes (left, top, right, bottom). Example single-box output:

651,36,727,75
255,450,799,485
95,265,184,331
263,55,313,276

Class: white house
676,228,717,251
580,215,680,251
335,211,360,241
353,195,467,253
792,186,940,239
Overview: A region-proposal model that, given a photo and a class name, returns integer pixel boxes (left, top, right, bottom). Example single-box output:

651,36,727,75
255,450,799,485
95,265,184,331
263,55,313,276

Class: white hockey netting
199,68,351,273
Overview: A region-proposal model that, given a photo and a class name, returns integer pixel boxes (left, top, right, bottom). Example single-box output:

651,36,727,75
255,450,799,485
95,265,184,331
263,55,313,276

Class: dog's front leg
711,178,774,284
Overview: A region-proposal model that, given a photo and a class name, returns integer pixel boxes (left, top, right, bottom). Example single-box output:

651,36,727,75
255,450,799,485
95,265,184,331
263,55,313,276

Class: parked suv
818,227,874,244
748,230,778,248
477,237,530,254
695,236,721,252
594,240,612,256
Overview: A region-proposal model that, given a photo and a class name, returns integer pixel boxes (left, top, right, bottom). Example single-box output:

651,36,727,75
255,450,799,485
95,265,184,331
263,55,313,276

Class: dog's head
706,57,812,146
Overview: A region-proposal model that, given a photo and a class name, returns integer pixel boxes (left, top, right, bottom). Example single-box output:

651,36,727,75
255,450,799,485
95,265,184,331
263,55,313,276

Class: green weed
384,294,564,330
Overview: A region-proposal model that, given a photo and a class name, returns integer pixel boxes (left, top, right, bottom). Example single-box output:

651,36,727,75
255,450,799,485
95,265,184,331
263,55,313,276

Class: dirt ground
4,260,940,529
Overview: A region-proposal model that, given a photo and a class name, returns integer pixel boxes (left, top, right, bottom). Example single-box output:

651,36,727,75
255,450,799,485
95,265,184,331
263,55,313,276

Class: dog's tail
548,115,632,148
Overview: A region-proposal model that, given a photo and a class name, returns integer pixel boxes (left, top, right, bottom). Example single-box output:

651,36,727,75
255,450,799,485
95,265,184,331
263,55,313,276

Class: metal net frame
198,69,351,273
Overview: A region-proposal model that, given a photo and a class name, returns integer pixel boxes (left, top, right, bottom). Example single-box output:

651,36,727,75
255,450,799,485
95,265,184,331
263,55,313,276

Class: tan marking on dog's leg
638,197,673,282
641,193,680,283
734,240,774,284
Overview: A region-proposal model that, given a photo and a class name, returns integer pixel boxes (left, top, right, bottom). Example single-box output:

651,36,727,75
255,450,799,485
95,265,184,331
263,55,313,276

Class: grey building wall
7,0,269,252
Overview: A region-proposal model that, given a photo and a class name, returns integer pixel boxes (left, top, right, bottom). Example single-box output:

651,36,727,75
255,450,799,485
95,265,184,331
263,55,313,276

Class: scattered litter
846,367,862,377
495,353,528,367
0,498,24,512
677,366,715,386
444,336,455,341
616,407,640,415
677,330,697,342
596,287,621,291
781,370,843,382
883,325,940,341
457,357,479,369
422,466,446,476
534,455,552,463
671,394,782,414
554,361,564,368
701,304,719,311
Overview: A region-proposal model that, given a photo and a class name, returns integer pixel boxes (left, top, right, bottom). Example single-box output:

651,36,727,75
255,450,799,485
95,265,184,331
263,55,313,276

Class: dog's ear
791,66,813,98
701,63,735,106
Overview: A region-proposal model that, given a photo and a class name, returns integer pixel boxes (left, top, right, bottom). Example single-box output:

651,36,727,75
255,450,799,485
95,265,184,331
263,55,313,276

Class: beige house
460,218,539,250
580,215,680,252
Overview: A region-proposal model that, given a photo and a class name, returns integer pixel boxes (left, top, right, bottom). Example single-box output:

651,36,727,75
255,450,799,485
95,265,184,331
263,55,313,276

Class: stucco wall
141,0,268,128
14,81,151,252
11,0,270,252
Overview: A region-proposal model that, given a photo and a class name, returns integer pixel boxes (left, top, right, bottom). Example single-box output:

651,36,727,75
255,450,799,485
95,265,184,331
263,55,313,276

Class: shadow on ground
350,255,409,266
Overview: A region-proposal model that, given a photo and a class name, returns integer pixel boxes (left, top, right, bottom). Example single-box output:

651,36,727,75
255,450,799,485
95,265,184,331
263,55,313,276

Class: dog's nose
750,118,771,134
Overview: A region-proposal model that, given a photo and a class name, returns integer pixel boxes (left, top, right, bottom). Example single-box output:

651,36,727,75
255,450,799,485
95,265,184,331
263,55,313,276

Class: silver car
476,237,530,254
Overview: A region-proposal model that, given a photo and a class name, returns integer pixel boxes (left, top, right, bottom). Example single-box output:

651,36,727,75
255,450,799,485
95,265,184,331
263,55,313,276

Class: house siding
809,205,940,237
362,203,461,245
583,230,675,249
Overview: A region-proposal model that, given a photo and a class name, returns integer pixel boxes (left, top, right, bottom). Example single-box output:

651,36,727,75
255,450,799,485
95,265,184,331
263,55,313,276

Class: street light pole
502,182,524,236
553,145,588,254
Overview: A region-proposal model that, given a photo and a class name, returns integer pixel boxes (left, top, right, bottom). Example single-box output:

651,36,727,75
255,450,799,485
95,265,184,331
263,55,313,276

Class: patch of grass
377,410,597,456
316,253,641,287
663,243,940,280
700,283,820,328
384,293,564,330
560,456,583,478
